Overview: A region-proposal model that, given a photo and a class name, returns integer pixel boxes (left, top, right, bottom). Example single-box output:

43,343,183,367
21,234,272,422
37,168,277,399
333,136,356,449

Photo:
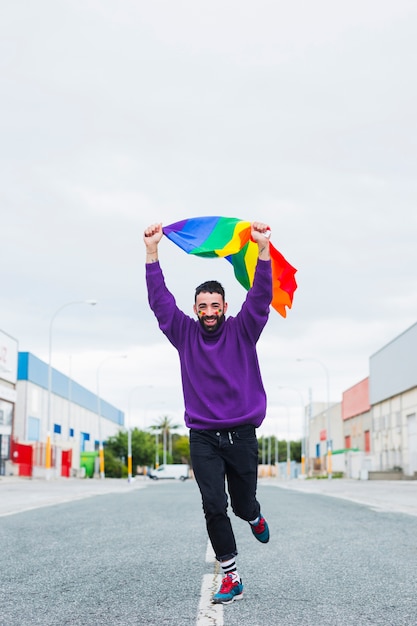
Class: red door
11,440,33,477
61,449,72,477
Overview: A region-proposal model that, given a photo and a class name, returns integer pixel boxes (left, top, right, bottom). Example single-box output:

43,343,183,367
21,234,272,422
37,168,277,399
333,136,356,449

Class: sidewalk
271,477,417,517
0,475,147,517
2,475,417,518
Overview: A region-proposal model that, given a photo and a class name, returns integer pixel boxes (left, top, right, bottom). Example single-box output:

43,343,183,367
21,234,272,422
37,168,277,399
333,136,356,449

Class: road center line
196,541,223,626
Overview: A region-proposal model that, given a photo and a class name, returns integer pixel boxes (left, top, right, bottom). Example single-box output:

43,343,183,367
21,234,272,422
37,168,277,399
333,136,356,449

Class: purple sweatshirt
146,259,272,430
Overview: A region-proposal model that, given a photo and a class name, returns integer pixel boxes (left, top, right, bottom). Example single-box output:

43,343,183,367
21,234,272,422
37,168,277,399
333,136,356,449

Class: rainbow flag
163,216,297,318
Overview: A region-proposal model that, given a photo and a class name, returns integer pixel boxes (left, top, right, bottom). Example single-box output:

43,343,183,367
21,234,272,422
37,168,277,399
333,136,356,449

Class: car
147,464,190,481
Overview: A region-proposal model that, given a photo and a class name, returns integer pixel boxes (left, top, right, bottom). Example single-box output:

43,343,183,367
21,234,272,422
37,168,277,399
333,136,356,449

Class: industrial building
2,345,124,478
2,319,417,480
307,321,417,479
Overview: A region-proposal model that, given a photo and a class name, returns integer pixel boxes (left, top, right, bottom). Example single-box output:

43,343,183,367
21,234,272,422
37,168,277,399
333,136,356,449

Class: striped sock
220,557,240,581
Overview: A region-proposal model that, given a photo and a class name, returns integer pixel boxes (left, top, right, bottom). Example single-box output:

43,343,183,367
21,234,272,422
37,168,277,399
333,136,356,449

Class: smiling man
194,280,227,332
143,220,272,605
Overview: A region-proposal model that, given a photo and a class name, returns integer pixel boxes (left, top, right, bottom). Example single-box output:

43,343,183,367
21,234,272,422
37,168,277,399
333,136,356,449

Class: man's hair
194,280,225,303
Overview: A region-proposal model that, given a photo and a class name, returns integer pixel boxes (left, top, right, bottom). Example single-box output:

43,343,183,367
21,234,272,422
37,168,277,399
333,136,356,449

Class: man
144,221,272,604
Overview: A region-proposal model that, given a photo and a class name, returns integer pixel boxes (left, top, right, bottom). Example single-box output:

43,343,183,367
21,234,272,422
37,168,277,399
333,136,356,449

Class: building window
28,416,40,441
80,432,90,452
69,428,74,438
0,400,13,426
53,423,61,435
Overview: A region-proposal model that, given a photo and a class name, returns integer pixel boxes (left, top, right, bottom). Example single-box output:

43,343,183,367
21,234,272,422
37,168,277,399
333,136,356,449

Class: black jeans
190,424,261,562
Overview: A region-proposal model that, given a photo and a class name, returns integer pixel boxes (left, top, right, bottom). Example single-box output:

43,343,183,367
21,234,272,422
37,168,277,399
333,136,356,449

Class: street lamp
277,386,306,476
283,404,291,480
127,385,153,482
96,354,127,479
46,299,97,476
297,358,332,479
269,403,291,479
144,401,167,470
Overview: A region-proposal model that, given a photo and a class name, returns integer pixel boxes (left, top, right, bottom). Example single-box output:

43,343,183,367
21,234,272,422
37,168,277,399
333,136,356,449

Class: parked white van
148,464,190,481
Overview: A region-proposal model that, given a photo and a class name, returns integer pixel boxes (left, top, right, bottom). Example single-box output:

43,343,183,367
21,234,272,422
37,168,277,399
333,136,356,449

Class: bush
103,449,128,478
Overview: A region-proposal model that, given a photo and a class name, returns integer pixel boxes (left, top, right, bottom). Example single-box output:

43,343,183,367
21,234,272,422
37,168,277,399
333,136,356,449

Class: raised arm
143,222,163,264
251,222,271,261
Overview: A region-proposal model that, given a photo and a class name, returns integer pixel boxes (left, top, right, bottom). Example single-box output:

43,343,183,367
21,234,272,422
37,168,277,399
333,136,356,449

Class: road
1,477,416,626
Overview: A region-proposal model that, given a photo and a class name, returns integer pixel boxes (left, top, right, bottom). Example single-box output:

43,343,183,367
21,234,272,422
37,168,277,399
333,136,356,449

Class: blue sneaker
250,515,270,543
212,573,244,604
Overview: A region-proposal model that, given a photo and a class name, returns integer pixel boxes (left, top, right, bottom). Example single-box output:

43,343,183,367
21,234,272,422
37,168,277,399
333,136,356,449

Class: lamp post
154,429,161,469
273,403,291,479
285,405,291,479
297,358,332,479
277,386,306,476
127,385,153,482
96,354,127,479
67,354,72,449
144,401,167,470
46,299,97,476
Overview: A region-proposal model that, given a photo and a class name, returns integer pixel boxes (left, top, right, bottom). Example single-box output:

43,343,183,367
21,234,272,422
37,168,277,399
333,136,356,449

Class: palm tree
150,415,180,465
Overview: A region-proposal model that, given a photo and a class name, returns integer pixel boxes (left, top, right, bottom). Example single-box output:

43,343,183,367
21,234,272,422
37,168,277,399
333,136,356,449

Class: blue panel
53,423,61,434
18,352,48,388
17,352,125,427
80,431,90,452
17,352,30,380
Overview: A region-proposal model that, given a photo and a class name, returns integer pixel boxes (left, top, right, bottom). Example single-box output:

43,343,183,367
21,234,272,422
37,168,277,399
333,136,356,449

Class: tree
105,428,155,476
103,448,127,478
171,434,190,464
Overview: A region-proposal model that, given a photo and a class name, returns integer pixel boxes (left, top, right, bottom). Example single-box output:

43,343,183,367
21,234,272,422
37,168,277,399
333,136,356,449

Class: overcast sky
1,1,417,438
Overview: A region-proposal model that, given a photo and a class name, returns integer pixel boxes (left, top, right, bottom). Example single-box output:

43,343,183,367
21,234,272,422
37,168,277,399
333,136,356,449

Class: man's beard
198,313,225,333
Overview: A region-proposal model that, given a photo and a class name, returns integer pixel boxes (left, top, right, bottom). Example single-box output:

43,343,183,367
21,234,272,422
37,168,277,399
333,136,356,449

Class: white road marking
205,541,216,564
197,573,223,626
196,541,224,626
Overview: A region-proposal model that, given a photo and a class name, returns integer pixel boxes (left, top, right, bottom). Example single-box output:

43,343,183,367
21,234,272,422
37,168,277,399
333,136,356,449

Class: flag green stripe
190,217,241,256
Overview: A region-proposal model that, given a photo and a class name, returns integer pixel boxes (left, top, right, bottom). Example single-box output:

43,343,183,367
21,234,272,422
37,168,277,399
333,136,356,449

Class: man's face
193,292,228,332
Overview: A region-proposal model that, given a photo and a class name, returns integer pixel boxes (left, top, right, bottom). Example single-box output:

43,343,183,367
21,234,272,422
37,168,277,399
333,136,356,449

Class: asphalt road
1,477,417,626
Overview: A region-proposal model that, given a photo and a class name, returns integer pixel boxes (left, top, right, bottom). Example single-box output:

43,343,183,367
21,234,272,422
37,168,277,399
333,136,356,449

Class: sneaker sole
212,592,244,605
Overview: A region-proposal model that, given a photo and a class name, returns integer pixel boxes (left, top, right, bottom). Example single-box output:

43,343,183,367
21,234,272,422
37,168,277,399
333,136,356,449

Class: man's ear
193,304,198,316
223,302,228,314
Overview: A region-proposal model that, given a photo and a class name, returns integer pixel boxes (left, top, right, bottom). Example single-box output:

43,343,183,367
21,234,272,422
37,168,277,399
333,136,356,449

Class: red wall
342,378,370,420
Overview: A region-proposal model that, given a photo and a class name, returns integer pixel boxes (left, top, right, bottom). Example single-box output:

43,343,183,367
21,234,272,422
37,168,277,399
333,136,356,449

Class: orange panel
342,378,370,420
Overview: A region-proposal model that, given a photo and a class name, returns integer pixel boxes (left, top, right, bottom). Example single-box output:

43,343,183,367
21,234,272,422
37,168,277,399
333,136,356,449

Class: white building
307,401,343,475
0,330,18,475
12,352,124,478
370,322,417,477
307,321,417,479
